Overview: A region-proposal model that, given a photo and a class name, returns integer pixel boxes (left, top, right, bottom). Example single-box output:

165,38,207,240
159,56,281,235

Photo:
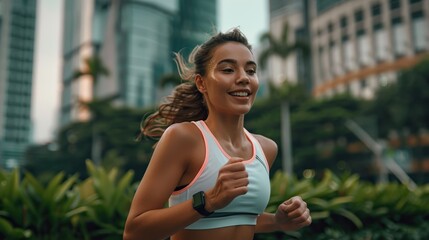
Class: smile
229,91,250,97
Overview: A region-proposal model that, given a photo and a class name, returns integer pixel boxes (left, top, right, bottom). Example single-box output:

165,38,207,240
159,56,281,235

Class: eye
221,68,234,73
246,69,256,75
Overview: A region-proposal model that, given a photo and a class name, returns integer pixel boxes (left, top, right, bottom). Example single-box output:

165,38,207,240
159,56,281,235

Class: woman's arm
123,123,203,240
253,135,311,233
256,196,312,233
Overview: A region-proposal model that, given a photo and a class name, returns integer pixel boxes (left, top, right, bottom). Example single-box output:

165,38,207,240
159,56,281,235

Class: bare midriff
171,225,255,240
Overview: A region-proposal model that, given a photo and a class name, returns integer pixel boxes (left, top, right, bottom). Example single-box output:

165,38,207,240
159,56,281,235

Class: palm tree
73,56,110,95
258,22,309,72
258,22,309,176
73,55,110,166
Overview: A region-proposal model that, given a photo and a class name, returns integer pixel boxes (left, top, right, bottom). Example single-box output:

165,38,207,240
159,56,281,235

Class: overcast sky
32,0,269,143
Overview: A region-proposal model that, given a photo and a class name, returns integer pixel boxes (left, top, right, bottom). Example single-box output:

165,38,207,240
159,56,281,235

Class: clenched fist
275,196,312,231
205,157,249,212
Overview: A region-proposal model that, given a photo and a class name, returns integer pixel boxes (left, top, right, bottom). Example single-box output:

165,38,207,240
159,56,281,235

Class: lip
228,89,252,97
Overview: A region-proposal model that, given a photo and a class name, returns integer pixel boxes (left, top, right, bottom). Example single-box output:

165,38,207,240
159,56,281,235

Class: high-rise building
171,0,217,57
310,0,429,98
59,0,217,128
0,0,37,168
60,0,104,128
267,0,429,98
265,0,313,92
113,0,177,108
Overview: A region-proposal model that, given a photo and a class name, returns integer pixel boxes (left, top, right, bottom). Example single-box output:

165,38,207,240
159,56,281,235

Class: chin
233,106,253,115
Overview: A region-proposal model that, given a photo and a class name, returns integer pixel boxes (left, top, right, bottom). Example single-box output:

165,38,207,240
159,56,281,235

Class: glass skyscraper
0,0,37,168
117,0,177,108
60,0,217,128
60,0,102,127
172,0,217,57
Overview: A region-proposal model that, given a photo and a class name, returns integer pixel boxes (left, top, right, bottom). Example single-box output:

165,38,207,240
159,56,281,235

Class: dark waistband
203,212,258,219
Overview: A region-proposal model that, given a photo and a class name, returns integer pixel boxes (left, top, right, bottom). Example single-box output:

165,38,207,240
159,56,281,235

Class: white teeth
230,92,249,97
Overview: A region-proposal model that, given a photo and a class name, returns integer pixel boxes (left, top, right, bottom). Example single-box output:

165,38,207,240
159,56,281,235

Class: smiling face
196,42,259,117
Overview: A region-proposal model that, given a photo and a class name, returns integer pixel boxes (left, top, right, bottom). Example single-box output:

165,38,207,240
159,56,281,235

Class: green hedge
256,170,429,240
1,163,428,239
0,161,136,240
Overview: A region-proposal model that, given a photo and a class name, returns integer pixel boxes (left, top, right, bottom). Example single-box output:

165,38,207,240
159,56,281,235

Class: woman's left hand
275,196,312,232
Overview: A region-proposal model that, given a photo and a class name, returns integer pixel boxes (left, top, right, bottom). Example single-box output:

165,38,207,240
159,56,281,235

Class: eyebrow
217,59,257,67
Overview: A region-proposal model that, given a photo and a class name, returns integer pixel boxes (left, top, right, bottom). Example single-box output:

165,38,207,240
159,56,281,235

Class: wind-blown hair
140,28,252,141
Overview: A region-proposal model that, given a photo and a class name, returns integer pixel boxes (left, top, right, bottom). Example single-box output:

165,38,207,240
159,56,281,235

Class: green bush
0,161,136,240
1,164,428,239
256,170,429,240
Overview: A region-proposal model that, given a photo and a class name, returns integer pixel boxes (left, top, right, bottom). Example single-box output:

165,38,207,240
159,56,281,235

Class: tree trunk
281,100,293,176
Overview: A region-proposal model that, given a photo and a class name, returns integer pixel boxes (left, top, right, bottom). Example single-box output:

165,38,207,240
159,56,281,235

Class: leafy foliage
73,56,109,85
255,170,429,240
0,162,137,239
2,166,428,239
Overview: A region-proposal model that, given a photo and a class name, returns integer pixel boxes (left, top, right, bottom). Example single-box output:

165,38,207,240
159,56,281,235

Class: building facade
59,0,217,128
312,0,429,98
268,0,429,98
60,0,99,128
171,0,217,57
0,0,37,168
267,0,313,92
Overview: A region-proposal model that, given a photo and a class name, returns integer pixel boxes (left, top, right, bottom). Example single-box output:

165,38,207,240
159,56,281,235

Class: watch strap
192,191,213,216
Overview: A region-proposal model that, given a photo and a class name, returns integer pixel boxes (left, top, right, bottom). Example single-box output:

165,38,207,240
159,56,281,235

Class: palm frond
257,21,310,71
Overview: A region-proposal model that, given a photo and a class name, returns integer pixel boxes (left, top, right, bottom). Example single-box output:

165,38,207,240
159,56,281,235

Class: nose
236,69,250,85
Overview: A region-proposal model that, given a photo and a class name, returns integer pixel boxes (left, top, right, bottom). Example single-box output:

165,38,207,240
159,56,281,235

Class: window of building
342,38,355,71
340,16,348,28
411,12,427,51
372,3,382,16
330,42,341,75
373,25,388,61
355,9,365,33
340,16,348,37
409,0,422,4
92,8,107,44
392,18,406,56
137,75,145,107
143,74,153,106
328,22,334,33
357,31,371,66
354,9,364,22
317,0,348,14
390,0,401,9
318,47,325,81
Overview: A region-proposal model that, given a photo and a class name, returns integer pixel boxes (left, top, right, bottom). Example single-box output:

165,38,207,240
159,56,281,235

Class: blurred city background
0,0,429,239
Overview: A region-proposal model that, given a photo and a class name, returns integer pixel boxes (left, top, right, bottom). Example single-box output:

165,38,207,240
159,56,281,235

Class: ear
195,74,207,93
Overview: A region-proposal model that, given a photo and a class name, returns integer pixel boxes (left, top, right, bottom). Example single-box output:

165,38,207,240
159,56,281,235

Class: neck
204,114,246,145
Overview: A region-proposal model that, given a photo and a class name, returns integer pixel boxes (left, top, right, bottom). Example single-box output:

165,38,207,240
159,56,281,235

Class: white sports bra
168,120,271,229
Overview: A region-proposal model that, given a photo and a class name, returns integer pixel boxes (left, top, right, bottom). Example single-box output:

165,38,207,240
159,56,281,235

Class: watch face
193,192,204,207
192,191,213,216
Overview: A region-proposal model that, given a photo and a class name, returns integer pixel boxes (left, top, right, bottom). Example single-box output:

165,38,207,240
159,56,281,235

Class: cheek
252,77,259,90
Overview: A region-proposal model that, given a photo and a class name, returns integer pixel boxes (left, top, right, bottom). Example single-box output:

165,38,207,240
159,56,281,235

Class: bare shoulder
127,122,201,218
252,134,278,167
161,122,200,145
152,121,201,165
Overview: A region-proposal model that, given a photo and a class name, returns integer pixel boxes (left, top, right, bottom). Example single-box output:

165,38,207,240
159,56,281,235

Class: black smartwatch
192,191,213,216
